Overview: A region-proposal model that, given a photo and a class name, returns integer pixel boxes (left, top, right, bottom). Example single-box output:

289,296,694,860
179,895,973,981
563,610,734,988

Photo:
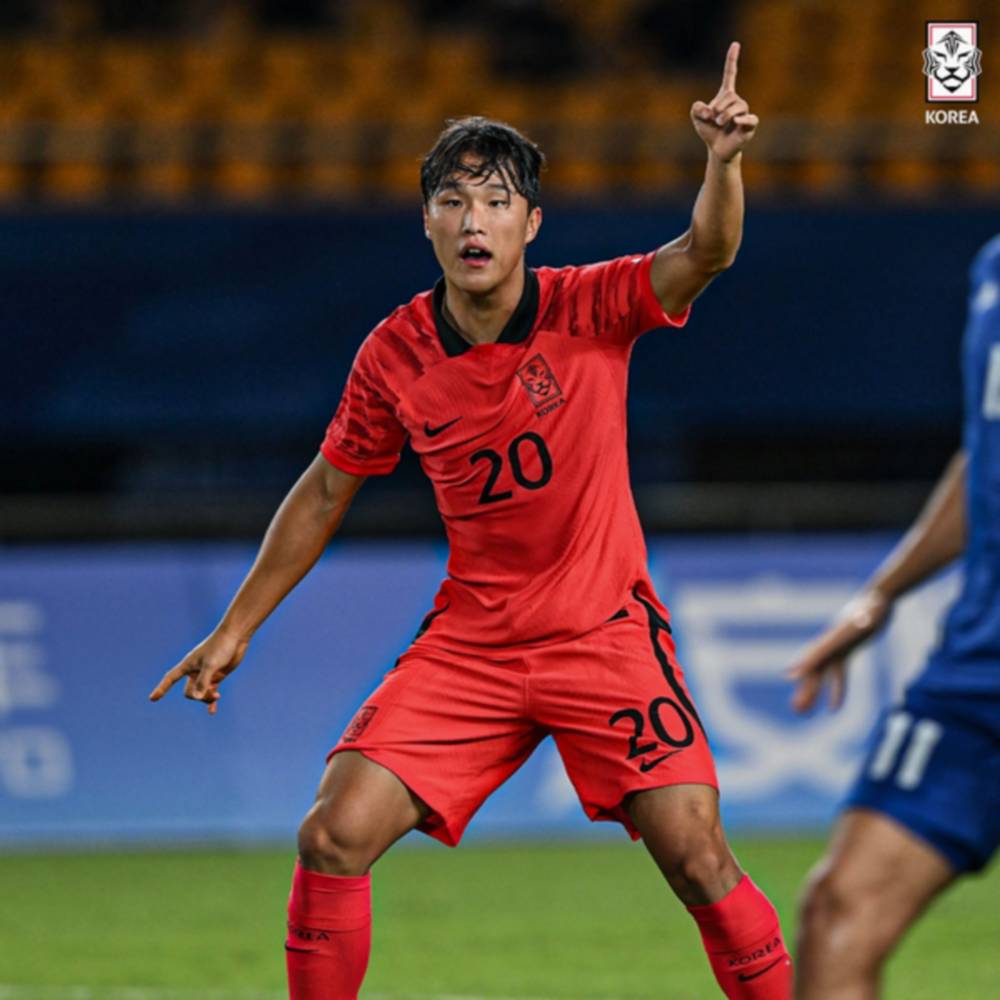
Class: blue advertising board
0,538,957,845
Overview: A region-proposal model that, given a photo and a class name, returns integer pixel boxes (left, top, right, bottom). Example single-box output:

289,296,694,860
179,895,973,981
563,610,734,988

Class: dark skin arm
149,454,366,713
650,42,759,316
789,450,968,712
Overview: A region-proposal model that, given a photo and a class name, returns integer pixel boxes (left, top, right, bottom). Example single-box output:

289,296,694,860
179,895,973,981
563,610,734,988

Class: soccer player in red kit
151,43,792,999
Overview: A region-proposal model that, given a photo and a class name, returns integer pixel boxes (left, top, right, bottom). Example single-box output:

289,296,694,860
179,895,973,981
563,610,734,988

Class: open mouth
460,247,492,266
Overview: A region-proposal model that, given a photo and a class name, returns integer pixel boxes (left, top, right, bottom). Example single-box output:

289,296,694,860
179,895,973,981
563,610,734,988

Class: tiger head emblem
517,354,562,406
522,358,554,397
923,30,983,94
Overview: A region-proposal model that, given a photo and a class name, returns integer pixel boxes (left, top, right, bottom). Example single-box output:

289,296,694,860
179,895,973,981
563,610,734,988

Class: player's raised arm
149,455,366,713
650,41,759,316
789,451,968,712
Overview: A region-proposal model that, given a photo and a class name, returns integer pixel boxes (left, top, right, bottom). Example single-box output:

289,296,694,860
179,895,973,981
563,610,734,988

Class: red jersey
321,252,688,647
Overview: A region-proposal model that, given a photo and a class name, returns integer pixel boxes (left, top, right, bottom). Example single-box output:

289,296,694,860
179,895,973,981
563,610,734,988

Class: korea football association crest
517,353,566,417
923,22,982,102
342,705,378,743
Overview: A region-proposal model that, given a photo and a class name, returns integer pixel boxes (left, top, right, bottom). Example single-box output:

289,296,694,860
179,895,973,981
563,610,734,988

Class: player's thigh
533,589,718,837
802,807,955,949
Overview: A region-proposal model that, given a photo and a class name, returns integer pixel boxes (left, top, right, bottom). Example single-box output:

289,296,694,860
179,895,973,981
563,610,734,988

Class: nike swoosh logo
284,945,320,954
738,958,785,982
639,751,681,772
424,417,463,437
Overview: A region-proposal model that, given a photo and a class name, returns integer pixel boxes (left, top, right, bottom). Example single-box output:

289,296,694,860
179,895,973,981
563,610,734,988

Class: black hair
420,116,545,210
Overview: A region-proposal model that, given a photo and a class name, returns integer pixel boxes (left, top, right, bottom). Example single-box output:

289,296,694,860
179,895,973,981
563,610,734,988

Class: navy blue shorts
844,690,1000,873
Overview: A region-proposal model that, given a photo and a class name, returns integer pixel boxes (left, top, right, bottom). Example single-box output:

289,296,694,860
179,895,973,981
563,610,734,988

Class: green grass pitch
0,837,996,999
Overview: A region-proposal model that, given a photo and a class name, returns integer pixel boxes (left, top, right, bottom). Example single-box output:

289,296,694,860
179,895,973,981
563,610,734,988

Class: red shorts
330,587,718,846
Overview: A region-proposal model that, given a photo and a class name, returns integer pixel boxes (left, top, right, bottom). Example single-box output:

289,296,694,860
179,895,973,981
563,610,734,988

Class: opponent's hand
691,42,759,162
788,590,892,713
149,628,249,714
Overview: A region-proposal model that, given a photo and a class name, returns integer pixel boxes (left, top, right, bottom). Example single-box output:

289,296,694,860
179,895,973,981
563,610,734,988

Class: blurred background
1,3,999,995
3,0,998,540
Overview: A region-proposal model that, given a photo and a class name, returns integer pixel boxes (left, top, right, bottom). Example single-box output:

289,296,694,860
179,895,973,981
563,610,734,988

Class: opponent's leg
629,784,792,999
287,750,429,1000
795,807,954,1000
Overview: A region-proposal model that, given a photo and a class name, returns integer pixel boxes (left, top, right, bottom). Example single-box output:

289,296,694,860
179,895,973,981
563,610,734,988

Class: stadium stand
0,0,993,203
2,1,996,539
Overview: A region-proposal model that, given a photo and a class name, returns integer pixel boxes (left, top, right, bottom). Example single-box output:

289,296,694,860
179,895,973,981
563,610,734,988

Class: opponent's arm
149,455,366,713
790,451,968,712
650,41,759,316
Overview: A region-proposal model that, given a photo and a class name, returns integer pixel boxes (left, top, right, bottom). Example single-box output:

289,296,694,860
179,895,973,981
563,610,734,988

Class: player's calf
286,861,372,1000
687,874,793,999
630,786,792,998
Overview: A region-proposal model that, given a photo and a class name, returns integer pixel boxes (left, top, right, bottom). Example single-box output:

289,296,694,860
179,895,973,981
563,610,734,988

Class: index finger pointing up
721,41,740,91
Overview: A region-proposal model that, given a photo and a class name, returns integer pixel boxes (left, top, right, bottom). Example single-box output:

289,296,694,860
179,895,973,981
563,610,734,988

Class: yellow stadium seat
871,159,940,197
961,157,1000,195
0,163,23,200
177,45,238,103
259,40,317,105
796,159,852,195
45,162,106,201
300,161,364,200
300,121,365,199
0,4,983,204
734,0,799,115
100,42,159,99
14,43,74,106
216,157,276,200
132,161,195,201
739,158,780,196
0,90,47,127
417,36,490,105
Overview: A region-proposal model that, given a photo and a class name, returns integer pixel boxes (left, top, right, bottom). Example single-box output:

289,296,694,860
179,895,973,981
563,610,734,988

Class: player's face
423,160,542,296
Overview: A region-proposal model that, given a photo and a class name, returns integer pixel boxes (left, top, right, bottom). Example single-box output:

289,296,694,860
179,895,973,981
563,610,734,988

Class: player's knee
801,863,846,931
660,823,734,900
297,800,375,875
674,840,731,895
799,861,883,961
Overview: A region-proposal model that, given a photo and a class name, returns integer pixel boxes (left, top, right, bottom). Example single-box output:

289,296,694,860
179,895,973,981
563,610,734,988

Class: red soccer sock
285,862,372,1000
687,875,793,999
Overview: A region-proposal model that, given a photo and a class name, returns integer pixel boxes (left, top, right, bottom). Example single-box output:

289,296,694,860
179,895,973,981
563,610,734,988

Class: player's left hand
691,42,759,162
787,589,892,713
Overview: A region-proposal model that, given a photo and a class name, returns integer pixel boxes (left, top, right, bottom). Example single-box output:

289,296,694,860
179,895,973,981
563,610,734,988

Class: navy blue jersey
915,236,1000,711
847,240,1000,873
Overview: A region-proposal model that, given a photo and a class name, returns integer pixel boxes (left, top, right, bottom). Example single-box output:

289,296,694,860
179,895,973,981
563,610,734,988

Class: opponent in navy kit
153,44,794,1000
790,236,1000,998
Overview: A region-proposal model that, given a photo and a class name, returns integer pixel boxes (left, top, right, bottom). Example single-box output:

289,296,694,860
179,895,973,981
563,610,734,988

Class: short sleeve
321,338,407,476
556,251,689,344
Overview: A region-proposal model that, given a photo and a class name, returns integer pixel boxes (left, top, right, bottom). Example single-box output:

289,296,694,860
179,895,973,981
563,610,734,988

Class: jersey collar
432,267,540,357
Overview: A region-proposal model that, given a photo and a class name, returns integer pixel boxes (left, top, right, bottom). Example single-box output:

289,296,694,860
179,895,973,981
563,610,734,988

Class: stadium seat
0,2,989,203
46,161,107,200
133,160,195,201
